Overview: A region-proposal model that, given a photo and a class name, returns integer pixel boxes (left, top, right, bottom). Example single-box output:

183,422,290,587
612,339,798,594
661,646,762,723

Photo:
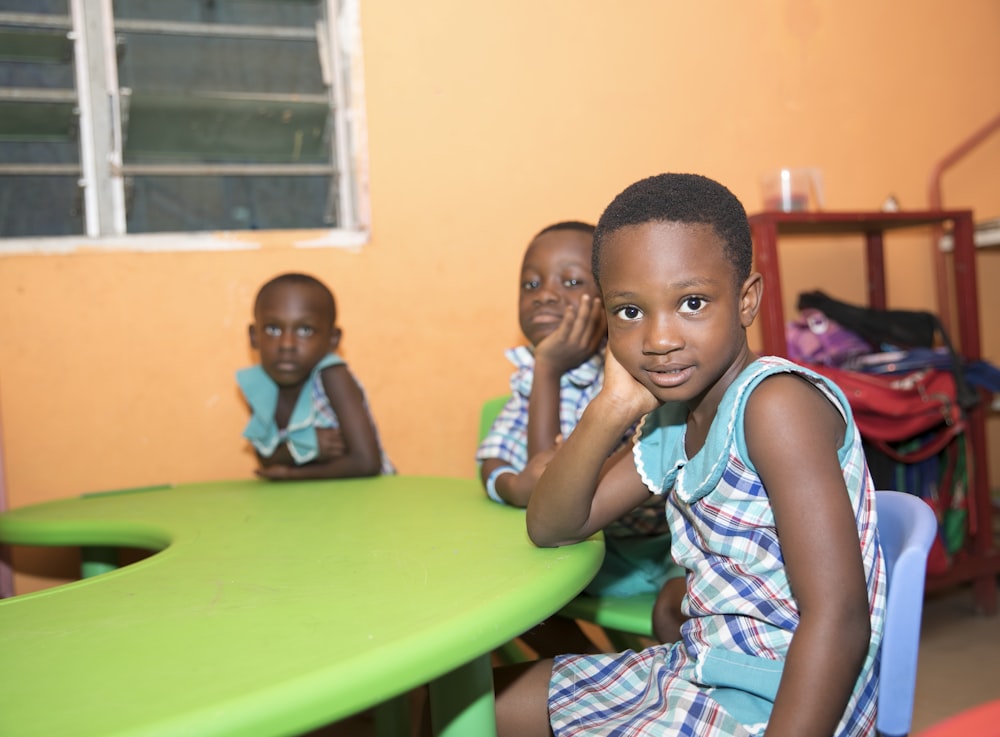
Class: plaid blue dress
237,352,395,474
548,357,886,736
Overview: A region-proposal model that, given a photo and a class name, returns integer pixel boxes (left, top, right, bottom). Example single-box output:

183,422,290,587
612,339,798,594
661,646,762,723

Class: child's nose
643,315,682,353
533,279,561,304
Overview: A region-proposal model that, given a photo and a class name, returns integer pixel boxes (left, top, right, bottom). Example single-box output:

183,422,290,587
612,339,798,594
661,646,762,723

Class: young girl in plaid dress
494,174,886,737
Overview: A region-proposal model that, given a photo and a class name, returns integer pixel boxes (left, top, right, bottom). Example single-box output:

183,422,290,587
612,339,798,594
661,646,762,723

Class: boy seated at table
238,272,395,480
477,221,683,655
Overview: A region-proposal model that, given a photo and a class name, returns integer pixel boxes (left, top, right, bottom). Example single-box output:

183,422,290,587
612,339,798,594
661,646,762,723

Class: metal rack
749,209,1000,614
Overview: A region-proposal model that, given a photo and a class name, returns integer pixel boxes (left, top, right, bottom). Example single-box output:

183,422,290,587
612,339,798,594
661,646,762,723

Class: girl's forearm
526,400,635,546
764,608,870,737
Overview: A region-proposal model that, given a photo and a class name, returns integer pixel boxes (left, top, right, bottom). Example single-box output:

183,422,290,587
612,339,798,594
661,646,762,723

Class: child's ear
739,272,763,328
329,326,342,352
248,324,259,349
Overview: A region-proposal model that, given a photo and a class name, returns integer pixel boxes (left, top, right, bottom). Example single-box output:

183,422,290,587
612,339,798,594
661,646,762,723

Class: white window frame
0,0,369,255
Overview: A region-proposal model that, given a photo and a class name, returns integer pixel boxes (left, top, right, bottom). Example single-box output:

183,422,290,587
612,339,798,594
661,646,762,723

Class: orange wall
3,0,999,594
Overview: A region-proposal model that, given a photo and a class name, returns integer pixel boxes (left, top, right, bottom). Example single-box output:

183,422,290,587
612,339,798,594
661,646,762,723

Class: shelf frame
748,208,999,614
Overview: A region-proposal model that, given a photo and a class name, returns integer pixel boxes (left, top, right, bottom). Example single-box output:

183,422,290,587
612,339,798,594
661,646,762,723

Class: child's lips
531,311,562,326
645,365,693,388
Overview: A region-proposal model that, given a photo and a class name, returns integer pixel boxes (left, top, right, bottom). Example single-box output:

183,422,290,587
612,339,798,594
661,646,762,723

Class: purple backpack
785,307,872,367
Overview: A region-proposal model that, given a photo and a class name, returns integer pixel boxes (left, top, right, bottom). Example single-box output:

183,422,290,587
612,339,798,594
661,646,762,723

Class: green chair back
477,394,656,651
478,395,510,444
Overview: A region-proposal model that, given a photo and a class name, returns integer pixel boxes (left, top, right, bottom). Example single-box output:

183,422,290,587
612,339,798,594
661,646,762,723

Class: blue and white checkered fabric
549,357,885,737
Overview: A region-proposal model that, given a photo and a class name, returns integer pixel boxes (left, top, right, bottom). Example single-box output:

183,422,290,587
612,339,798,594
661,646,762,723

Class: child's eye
679,296,706,314
521,279,540,291
264,325,282,337
295,326,316,338
613,305,642,321
563,277,584,288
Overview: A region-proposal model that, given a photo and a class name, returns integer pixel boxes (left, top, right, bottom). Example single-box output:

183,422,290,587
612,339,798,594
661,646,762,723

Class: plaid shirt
476,345,604,469
477,345,668,538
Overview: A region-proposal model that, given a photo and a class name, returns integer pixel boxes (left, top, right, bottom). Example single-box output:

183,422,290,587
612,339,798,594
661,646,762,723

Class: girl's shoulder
315,352,345,373
632,357,853,498
737,356,851,419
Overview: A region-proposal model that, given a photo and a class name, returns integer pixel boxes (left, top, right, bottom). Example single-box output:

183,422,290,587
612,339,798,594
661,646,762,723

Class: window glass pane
122,92,331,165
0,0,68,13
0,0,363,243
112,0,336,233
127,174,331,233
114,15,326,99
113,0,317,29
0,2,75,118
0,175,82,236
0,0,82,236
0,99,76,140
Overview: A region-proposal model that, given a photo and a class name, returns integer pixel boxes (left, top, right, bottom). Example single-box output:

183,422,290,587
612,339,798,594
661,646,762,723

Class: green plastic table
0,477,603,737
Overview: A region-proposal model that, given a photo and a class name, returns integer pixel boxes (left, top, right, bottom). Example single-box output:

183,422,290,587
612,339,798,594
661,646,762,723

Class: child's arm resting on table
480,449,558,508
527,349,657,547
747,374,871,737
257,364,383,480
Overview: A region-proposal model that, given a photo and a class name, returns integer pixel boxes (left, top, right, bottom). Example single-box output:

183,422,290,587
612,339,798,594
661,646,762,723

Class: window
0,0,368,247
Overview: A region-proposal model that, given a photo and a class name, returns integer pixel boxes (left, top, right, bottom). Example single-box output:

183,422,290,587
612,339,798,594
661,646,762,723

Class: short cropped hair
592,173,752,286
533,220,596,239
254,272,337,324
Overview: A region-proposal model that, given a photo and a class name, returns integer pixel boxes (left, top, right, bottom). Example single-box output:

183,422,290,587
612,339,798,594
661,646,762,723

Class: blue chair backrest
875,490,938,737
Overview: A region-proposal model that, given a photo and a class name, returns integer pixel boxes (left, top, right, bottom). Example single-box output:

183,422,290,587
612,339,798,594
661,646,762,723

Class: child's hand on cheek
535,294,605,375
600,346,660,421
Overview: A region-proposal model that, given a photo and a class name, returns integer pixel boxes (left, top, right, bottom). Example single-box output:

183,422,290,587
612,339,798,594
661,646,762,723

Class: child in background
477,221,682,654
238,272,395,480
495,174,885,737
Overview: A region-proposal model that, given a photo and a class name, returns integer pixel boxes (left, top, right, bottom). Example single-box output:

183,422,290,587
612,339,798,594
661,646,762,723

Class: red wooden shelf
748,209,999,614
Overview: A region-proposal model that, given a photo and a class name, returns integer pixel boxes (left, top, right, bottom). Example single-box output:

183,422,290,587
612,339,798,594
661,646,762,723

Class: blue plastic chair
875,489,938,737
